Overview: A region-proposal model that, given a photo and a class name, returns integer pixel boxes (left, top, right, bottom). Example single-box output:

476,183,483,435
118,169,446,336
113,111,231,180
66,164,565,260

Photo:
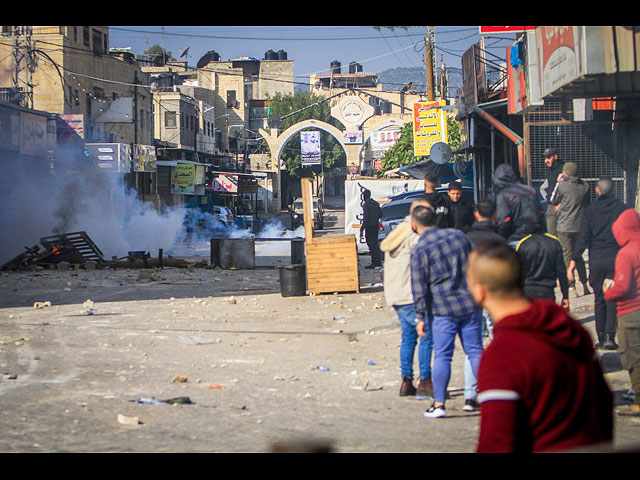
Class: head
363,189,371,200
447,182,463,203
474,199,496,222
411,203,437,236
424,173,439,193
563,162,578,178
410,196,433,214
596,176,614,196
467,242,525,309
543,147,558,168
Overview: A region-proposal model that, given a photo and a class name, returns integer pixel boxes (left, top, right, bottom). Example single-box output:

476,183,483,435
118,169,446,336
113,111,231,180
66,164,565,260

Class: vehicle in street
213,206,234,227
290,197,324,230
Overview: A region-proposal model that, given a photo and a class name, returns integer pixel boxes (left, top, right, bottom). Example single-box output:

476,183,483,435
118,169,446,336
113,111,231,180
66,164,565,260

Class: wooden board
305,234,359,294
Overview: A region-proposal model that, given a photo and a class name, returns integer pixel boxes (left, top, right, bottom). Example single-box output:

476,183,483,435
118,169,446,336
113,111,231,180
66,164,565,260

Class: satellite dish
180,47,191,59
430,142,452,165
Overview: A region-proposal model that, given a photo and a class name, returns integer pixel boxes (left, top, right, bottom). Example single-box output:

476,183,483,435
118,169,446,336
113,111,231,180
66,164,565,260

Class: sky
108,26,517,89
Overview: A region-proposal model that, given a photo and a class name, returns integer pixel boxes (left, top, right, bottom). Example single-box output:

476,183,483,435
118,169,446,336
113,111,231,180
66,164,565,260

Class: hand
557,173,565,182
561,298,570,310
416,321,426,338
567,270,575,283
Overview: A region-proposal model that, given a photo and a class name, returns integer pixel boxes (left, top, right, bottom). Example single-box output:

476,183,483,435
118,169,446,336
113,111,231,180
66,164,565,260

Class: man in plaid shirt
410,201,484,418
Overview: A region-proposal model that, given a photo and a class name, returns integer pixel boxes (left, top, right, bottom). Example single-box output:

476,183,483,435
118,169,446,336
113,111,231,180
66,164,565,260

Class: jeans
464,310,493,401
430,309,484,404
394,304,432,380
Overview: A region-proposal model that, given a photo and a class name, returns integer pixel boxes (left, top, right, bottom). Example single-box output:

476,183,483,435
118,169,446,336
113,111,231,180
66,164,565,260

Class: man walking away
570,177,628,350
548,161,591,296
539,147,564,236
493,163,546,246
410,205,483,418
467,199,505,248
446,181,475,233
359,189,383,269
423,173,453,228
381,198,434,398
467,242,613,453
515,228,570,310
604,209,640,417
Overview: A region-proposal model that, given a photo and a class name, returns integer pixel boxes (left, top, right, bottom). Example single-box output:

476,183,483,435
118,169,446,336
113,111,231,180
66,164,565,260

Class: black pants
365,225,382,266
590,256,618,341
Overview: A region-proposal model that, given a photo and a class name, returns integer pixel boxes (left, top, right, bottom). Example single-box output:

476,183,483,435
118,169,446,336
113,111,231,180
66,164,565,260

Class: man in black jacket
359,189,383,268
423,173,453,228
515,228,570,310
466,199,505,248
446,181,475,233
569,177,628,349
493,163,546,246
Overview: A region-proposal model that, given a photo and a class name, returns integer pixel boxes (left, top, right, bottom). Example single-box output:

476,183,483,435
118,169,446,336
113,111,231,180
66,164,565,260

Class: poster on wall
171,164,196,194
412,100,448,157
300,130,321,165
371,128,401,152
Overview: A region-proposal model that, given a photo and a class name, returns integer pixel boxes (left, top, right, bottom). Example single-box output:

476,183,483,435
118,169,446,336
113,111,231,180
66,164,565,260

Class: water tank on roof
277,50,287,60
330,61,341,75
349,62,363,74
197,50,220,69
265,49,278,60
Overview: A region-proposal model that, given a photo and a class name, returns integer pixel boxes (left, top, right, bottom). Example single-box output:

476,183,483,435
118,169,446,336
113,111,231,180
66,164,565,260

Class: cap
563,162,578,176
543,147,557,158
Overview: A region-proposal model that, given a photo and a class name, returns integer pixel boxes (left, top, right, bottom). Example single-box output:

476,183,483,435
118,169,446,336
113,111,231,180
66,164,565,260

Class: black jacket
516,232,569,299
447,197,475,233
493,164,546,243
422,192,453,228
572,193,628,261
541,160,564,202
361,198,382,230
466,221,506,248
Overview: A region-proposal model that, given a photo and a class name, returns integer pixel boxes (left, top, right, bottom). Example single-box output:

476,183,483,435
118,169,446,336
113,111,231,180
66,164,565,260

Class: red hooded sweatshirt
604,208,640,317
476,299,613,453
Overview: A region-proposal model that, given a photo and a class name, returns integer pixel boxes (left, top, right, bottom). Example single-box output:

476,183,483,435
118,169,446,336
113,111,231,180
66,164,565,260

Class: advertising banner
213,174,238,193
371,128,401,152
171,164,196,194
133,144,157,172
412,100,448,157
301,130,321,165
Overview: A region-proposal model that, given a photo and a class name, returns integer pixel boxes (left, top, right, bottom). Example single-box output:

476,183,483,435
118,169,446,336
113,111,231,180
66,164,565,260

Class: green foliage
267,91,346,178
379,114,461,175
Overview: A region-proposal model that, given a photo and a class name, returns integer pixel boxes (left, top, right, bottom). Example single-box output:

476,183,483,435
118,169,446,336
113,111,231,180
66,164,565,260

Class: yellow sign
171,164,196,194
412,100,448,157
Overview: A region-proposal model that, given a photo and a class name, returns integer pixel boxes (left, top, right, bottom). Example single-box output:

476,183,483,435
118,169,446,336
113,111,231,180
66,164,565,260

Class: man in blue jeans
410,204,484,418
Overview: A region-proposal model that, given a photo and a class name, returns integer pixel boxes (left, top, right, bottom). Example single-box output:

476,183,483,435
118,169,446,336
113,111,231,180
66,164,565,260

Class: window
165,111,177,128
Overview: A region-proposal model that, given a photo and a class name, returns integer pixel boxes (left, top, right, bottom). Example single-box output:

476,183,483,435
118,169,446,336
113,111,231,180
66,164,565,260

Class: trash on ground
172,374,188,383
117,413,142,426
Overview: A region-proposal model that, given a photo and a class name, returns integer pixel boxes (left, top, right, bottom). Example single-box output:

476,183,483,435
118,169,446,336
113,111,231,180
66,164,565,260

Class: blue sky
108,26,516,87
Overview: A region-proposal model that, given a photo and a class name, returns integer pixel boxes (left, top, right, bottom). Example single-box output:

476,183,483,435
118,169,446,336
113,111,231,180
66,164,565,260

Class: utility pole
425,27,436,101
11,26,36,108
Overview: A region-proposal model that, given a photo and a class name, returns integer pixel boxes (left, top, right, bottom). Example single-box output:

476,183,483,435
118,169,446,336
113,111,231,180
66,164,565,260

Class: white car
213,206,233,227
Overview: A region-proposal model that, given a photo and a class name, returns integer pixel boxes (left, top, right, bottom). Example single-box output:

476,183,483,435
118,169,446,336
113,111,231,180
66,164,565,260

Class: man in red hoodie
467,242,613,453
604,208,640,416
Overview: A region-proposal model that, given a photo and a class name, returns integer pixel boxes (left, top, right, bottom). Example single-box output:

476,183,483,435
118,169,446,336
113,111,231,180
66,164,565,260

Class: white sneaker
424,404,446,418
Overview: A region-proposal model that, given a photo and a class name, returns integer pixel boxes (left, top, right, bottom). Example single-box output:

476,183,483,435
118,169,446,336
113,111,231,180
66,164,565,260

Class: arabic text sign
479,26,535,34
412,100,448,157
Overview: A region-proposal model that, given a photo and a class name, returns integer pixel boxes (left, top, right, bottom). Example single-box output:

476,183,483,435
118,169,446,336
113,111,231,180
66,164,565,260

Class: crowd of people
373,148,640,452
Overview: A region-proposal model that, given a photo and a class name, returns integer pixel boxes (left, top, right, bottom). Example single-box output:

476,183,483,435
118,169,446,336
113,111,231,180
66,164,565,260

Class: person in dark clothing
493,163,546,245
539,147,564,237
423,173,453,228
466,199,505,248
569,177,628,350
446,181,475,233
359,189,383,268
515,229,570,310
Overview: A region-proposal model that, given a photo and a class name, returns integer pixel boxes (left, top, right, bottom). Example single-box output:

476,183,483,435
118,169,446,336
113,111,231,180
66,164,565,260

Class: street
0,197,638,453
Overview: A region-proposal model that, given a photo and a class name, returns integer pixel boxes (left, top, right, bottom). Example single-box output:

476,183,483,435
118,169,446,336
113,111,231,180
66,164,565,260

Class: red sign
479,26,535,34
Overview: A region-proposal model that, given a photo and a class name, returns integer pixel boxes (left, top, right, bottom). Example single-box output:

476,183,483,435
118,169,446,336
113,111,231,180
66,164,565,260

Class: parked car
378,185,475,241
213,206,234,227
290,197,324,230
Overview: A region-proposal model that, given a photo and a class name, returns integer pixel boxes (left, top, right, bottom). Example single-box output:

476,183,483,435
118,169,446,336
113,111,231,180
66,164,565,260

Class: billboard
412,100,448,157
480,26,535,34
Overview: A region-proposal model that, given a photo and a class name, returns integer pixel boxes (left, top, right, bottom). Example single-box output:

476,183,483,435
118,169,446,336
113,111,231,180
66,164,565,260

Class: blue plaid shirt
410,226,479,322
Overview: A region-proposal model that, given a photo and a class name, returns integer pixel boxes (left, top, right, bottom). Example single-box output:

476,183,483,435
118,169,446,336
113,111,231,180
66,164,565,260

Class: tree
140,45,175,61
266,91,346,178
379,114,461,175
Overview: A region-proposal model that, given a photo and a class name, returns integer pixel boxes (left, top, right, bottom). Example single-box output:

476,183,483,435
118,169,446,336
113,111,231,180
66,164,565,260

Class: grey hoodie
549,175,590,233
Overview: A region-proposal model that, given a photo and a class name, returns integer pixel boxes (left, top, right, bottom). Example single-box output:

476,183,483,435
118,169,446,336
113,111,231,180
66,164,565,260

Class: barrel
279,264,306,297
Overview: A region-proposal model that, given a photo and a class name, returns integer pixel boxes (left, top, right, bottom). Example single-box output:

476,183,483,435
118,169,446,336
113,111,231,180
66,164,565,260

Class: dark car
290,197,324,230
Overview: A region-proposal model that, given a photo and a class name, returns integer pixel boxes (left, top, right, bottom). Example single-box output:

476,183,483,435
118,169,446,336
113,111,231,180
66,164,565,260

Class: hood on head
492,163,518,190
612,208,640,247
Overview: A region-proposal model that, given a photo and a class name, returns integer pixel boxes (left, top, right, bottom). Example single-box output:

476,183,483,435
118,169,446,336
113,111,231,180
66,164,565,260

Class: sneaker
424,403,446,418
617,404,640,417
463,399,478,412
